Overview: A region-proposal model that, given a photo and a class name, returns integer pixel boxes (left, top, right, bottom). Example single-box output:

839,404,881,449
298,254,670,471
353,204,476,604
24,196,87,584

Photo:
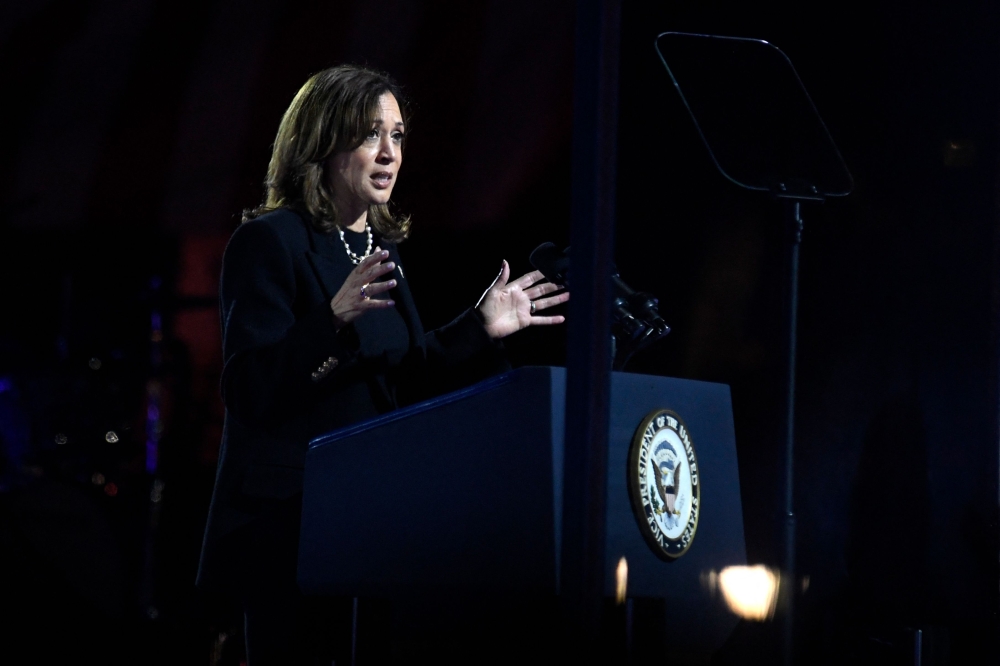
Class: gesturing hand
476,260,569,339
330,248,397,330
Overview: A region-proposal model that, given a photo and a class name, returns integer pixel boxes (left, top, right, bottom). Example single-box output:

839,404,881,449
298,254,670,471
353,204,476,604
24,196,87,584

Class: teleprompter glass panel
655,32,853,197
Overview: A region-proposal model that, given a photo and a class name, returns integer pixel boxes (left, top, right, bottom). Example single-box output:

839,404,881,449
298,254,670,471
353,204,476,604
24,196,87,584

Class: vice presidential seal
627,409,701,560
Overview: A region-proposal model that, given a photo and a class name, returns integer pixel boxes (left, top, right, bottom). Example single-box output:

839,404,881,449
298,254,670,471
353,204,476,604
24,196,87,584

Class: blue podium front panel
603,372,746,654
299,365,745,650
298,367,564,596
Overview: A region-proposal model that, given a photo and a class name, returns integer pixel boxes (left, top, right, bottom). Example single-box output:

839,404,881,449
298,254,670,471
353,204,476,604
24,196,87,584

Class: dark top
197,208,508,588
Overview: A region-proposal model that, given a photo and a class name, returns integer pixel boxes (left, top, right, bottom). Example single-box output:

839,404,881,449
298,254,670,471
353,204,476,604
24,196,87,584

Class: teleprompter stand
655,32,854,666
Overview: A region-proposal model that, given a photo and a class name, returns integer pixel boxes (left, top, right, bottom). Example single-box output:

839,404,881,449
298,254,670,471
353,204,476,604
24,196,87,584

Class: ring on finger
361,284,369,300
530,301,536,314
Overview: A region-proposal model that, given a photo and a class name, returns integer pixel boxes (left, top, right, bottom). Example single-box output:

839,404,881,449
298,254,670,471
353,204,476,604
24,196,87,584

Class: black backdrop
0,0,997,663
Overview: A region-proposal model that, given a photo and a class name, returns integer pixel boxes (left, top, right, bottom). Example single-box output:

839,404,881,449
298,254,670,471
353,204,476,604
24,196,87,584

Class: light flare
718,565,780,621
615,557,628,604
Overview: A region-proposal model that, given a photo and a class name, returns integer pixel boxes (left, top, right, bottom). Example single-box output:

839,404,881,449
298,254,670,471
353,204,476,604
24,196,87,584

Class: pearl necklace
337,223,373,265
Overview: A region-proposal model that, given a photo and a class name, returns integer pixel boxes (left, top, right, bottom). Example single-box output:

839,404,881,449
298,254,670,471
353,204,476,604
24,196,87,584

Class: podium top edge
306,366,731,451
308,370,519,451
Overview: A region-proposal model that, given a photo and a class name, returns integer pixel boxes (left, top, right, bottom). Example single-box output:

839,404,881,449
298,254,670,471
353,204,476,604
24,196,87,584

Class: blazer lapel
305,249,353,303
303,228,426,353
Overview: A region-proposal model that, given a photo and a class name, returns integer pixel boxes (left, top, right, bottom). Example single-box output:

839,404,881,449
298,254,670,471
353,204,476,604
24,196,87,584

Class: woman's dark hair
244,65,410,241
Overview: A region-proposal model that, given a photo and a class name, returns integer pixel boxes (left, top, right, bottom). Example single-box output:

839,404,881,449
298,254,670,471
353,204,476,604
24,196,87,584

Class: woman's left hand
477,260,569,339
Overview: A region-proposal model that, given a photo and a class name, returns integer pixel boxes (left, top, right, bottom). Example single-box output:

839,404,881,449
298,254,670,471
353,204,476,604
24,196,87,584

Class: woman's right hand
330,248,397,330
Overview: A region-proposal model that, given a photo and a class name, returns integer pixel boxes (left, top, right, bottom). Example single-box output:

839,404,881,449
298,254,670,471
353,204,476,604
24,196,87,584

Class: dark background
0,0,997,663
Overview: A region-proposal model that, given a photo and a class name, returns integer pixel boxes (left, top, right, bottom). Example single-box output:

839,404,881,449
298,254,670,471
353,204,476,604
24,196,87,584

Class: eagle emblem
626,409,701,560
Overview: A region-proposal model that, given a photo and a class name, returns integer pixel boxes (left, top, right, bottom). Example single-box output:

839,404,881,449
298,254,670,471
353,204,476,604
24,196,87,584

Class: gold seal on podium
627,409,701,560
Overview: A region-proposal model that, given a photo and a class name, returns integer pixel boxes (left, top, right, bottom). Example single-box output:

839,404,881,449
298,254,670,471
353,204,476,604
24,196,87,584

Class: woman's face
328,93,405,220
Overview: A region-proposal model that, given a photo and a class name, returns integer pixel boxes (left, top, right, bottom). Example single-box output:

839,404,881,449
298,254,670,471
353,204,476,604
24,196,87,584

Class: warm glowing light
104,482,118,497
615,557,628,604
701,568,719,594
718,565,779,621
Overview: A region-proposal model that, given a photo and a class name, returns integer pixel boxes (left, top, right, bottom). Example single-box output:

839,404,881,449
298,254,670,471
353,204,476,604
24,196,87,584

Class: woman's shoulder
239,208,312,241
229,207,316,254
375,235,399,251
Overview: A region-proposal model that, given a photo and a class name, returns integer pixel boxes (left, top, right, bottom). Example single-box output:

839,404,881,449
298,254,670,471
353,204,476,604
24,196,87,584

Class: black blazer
198,208,506,587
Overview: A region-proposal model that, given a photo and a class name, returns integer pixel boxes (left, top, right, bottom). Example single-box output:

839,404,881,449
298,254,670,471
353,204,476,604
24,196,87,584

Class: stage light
717,565,779,621
104,482,118,497
615,557,628,604
91,472,105,485
105,431,119,443
89,357,102,370
54,433,67,446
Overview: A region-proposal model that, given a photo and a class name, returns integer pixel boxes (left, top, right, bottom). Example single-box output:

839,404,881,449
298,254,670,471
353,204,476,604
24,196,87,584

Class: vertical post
351,596,358,666
561,0,621,650
782,200,803,666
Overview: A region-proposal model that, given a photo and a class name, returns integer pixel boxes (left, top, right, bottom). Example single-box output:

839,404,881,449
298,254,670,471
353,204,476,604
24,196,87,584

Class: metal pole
561,0,620,651
351,596,358,666
782,199,803,666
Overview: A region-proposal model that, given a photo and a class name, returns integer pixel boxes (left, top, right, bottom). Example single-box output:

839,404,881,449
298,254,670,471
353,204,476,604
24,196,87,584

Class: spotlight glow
718,565,779,621
615,557,628,604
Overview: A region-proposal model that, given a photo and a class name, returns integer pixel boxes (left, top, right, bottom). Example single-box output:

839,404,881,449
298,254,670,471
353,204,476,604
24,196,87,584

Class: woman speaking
197,65,567,663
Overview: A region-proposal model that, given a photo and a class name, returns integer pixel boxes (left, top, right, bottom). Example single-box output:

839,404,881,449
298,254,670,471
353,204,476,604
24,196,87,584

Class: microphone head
529,242,558,267
529,242,570,286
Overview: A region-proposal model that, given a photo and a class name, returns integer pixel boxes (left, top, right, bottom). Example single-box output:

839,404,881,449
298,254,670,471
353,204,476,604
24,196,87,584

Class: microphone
611,274,671,336
529,242,669,333
529,242,670,369
528,242,570,286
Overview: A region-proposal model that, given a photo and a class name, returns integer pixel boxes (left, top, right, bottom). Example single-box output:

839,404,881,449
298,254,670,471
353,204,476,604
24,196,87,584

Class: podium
299,366,746,658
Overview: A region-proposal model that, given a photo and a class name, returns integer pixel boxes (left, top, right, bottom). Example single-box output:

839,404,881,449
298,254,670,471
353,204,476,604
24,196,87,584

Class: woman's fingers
344,290,395,315
360,296,395,309
476,259,510,309
362,279,396,297
361,261,396,283
364,261,396,282
357,248,388,271
330,247,399,328
497,259,511,288
362,247,386,265
352,249,395,283
530,292,570,312
528,314,565,326
487,259,511,294
524,281,564,301
511,269,546,290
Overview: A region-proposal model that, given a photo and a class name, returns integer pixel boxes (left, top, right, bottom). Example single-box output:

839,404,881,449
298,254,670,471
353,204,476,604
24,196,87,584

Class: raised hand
476,260,569,339
330,248,397,329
